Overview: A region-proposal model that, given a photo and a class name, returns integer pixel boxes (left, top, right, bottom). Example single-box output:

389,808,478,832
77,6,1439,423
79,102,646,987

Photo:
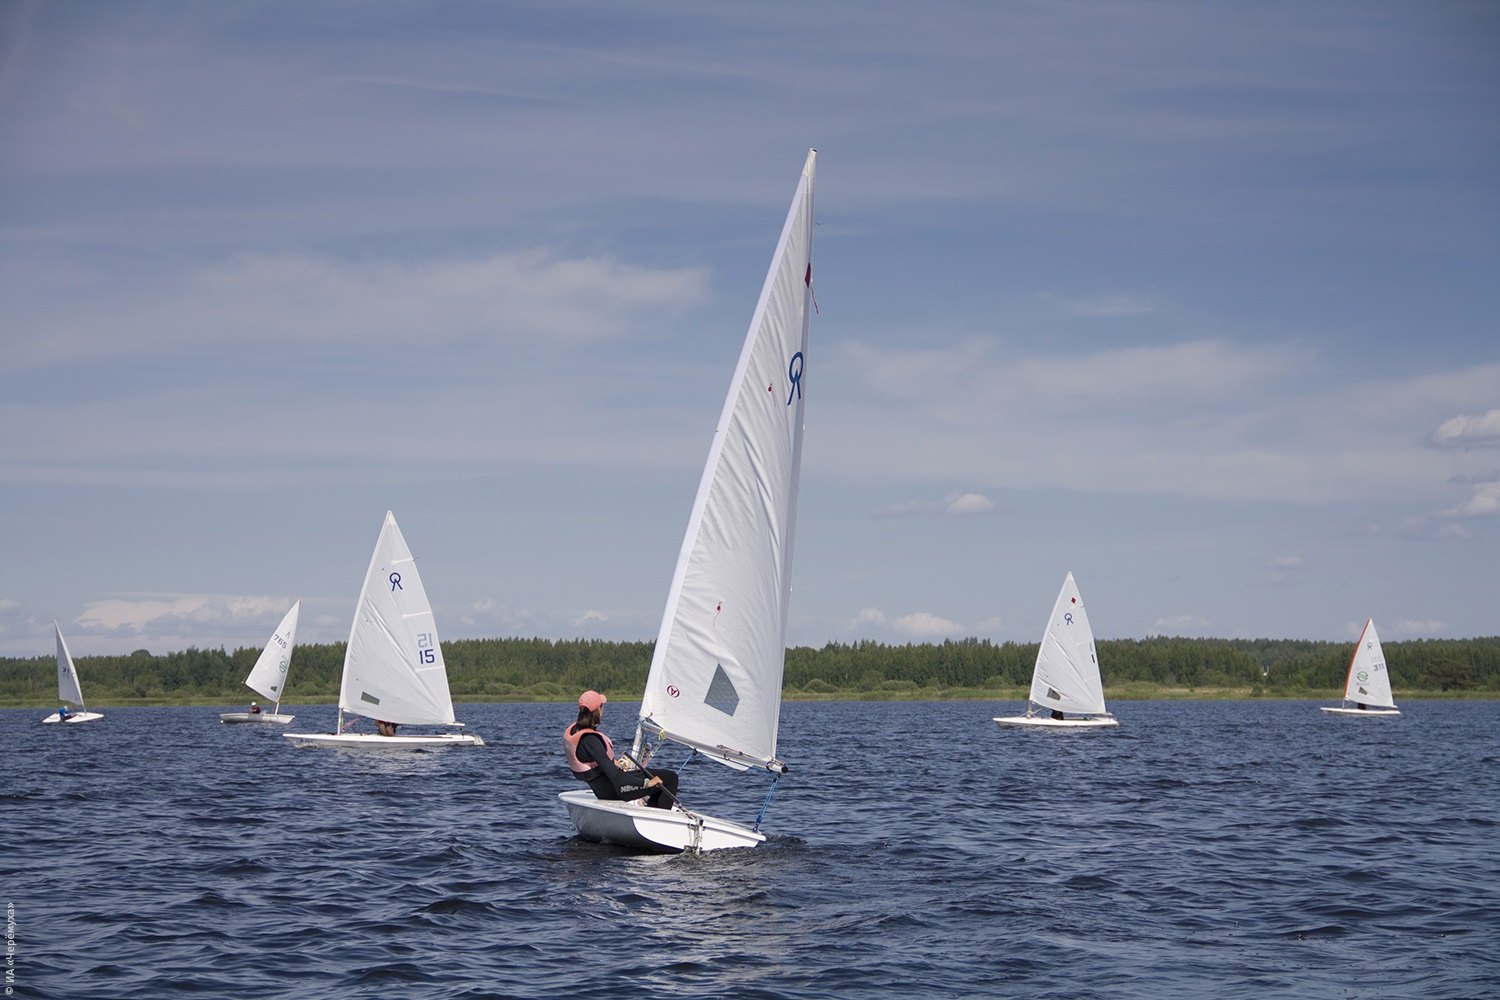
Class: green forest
4,634,1499,706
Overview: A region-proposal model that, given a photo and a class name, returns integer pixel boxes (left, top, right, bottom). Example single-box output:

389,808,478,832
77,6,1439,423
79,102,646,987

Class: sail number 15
416,631,437,664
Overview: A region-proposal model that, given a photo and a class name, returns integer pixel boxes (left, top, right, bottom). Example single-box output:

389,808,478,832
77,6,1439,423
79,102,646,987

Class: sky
2,0,1497,659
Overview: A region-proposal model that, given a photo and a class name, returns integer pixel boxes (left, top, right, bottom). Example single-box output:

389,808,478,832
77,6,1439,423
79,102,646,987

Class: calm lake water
5,699,1499,998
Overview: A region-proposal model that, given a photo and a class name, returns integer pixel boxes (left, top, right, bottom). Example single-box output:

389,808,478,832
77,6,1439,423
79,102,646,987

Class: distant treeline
4,635,1499,705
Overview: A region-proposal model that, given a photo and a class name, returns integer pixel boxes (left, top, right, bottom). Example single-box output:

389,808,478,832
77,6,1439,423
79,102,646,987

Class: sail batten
638,149,815,771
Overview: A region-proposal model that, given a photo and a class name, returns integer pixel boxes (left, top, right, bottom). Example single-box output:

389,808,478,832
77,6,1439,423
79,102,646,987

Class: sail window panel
704,663,741,717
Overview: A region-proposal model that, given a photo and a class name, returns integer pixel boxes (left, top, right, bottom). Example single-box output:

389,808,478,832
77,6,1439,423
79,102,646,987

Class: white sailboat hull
993,714,1119,729
42,711,104,724
1319,706,1401,717
220,712,295,724
282,731,484,749
559,789,765,853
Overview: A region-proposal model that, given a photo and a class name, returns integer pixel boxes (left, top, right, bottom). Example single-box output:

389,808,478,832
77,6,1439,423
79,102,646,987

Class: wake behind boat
561,148,816,852
995,573,1119,729
221,600,300,724
1320,618,1401,717
283,512,483,750
42,622,103,725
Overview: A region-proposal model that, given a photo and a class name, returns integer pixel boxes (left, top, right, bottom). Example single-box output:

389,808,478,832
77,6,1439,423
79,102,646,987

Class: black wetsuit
571,728,680,810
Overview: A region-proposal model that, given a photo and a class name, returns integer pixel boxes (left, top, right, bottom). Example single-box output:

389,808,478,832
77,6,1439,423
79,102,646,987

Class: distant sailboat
42,623,103,724
994,572,1119,729
221,600,300,724
1320,618,1401,717
284,512,483,749
561,148,816,851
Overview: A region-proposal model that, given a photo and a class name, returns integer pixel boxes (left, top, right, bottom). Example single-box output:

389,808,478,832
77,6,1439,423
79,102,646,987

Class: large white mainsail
994,572,1117,728
45,622,103,724
635,148,816,775
283,511,481,748
245,600,300,707
1030,572,1108,716
1341,618,1398,710
340,511,458,726
56,622,87,708
222,600,302,723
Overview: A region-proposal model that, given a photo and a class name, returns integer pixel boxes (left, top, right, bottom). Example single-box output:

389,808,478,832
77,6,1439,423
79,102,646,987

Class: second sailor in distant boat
563,690,679,809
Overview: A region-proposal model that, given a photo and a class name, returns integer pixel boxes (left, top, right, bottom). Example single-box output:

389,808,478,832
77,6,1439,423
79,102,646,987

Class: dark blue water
5,700,1498,998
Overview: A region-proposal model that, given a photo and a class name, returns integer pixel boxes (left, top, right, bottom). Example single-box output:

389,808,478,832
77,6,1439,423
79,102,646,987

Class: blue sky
2,1,1497,658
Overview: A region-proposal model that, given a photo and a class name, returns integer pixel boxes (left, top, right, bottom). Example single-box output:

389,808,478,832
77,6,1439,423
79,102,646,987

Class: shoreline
5,688,1496,709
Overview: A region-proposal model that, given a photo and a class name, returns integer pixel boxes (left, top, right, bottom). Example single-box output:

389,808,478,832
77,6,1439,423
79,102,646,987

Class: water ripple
9,700,1500,998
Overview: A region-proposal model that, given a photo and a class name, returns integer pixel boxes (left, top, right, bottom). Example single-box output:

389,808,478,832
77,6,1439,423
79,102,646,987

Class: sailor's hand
614,756,632,769
646,776,662,787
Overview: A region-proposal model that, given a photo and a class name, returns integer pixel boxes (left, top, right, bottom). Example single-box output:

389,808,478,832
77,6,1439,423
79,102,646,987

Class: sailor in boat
375,719,398,737
249,701,261,715
57,705,71,722
1050,709,1065,720
563,690,679,809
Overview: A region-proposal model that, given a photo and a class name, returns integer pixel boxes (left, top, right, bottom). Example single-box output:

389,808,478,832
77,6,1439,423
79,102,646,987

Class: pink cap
578,690,607,712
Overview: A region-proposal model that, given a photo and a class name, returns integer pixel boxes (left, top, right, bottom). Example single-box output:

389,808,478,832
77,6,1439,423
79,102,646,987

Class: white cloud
893,611,962,637
1262,554,1304,585
1443,481,1500,519
575,609,608,628
945,493,995,515
880,492,995,517
825,336,1500,508
4,250,710,373
75,594,291,634
1044,291,1162,318
1152,614,1211,635
1394,619,1446,637
852,608,887,627
1432,409,1500,447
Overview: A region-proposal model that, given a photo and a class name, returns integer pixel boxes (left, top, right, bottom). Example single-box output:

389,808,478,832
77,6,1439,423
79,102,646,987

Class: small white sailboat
1321,618,1401,716
994,572,1119,729
284,512,483,749
221,600,301,724
561,148,817,852
42,623,104,724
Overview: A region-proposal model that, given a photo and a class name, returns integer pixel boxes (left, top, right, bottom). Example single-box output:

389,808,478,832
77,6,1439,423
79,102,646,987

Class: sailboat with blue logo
284,511,483,749
994,572,1119,729
561,148,816,851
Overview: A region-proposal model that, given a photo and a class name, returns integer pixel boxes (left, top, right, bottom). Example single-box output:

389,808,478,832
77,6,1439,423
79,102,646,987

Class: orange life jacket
563,724,615,775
